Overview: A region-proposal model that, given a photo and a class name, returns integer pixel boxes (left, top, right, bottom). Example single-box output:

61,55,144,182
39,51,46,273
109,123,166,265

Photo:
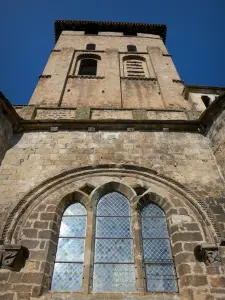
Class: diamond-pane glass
94,192,135,292
96,217,131,238
146,263,176,276
64,203,86,216
143,238,172,261
141,217,168,238
97,192,130,216
51,263,83,291
142,203,165,217
93,264,136,292
60,216,86,237
56,238,85,262
146,277,178,292
95,239,134,263
141,203,178,293
51,203,87,292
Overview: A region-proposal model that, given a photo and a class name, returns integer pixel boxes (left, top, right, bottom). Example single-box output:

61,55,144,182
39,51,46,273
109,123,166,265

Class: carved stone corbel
0,240,28,271
200,243,221,266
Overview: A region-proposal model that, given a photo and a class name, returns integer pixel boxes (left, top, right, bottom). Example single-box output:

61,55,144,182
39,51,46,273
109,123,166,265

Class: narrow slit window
127,45,137,52
51,203,87,291
86,43,96,50
78,59,97,76
93,192,136,292
141,203,178,292
201,95,211,108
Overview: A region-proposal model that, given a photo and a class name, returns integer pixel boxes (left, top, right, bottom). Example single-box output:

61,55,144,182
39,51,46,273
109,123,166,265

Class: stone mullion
131,206,145,293
82,207,95,294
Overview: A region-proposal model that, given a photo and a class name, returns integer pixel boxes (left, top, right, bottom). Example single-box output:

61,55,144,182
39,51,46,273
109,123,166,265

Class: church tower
0,20,225,300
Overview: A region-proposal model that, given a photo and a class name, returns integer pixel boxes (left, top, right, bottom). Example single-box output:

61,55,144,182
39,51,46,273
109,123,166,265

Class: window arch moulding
74,53,102,77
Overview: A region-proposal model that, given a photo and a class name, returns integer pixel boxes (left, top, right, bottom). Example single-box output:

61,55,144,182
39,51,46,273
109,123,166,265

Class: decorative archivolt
1,164,222,245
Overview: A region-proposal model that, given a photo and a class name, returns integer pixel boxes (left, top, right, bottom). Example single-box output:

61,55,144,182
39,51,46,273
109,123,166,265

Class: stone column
104,48,122,108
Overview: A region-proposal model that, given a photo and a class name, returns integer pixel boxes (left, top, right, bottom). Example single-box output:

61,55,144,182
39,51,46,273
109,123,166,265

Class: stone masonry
0,20,225,300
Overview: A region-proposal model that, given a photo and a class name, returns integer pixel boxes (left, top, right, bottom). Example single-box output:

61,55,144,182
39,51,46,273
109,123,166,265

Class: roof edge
54,20,167,43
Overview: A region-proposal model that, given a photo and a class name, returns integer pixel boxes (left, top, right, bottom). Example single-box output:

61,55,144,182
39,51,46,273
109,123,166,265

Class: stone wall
200,93,225,181
0,130,224,300
0,93,19,165
15,106,193,121
29,32,190,110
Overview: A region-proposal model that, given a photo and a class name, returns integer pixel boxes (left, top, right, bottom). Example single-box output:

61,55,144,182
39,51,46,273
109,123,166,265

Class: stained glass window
141,203,178,292
93,192,136,292
51,203,87,291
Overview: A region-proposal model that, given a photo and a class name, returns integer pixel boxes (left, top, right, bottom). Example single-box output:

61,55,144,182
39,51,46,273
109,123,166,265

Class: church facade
0,20,225,300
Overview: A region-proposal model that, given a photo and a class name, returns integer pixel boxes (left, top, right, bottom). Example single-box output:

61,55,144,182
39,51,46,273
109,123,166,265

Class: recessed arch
123,55,148,77
1,164,222,245
90,181,136,208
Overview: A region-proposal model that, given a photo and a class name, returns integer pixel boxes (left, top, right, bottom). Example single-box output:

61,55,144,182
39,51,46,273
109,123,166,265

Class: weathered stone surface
0,20,225,300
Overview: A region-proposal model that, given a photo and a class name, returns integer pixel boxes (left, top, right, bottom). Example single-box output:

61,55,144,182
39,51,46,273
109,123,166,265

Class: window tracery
51,189,178,293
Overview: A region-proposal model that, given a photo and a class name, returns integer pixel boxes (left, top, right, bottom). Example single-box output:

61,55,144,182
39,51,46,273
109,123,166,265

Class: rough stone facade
0,20,225,300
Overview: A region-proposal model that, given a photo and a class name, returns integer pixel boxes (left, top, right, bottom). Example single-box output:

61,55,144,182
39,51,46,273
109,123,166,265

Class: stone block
132,110,148,120
75,107,91,120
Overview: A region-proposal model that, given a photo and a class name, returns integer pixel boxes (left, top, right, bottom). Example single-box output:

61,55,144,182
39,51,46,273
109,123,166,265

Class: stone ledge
39,75,52,79
121,76,157,81
172,79,184,84
19,119,200,132
68,75,104,79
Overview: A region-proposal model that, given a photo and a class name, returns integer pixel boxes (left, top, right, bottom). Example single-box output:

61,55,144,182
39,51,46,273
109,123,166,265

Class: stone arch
1,164,222,245
74,53,101,76
90,180,136,208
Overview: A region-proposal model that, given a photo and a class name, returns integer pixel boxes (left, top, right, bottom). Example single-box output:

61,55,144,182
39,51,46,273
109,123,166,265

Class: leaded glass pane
51,263,83,291
146,263,176,276
64,203,86,216
143,239,171,261
52,202,87,292
56,238,85,262
94,192,135,292
60,216,86,237
141,203,178,293
142,203,165,217
95,239,134,263
93,264,136,292
97,192,130,216
96,217,131,238
141,217,168,238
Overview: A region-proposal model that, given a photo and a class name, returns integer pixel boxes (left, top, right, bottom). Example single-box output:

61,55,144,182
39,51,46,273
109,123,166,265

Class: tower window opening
78,59,97,76
86,43,96,51
201,95,211,108
127,45,137,52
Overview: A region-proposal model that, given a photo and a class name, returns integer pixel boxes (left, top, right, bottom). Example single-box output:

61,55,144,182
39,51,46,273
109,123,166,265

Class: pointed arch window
93,192,136,292
51,203,87,291
141,203,178,292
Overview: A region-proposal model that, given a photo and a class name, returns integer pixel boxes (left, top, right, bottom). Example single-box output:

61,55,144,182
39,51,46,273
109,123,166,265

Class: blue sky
1,0,225,105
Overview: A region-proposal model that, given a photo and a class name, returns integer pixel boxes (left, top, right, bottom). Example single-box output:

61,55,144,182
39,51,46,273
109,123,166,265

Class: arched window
86,43,96,50
93,192,136,292
141,203,178,292
123,56,147,78
78,59,97,76
51,203,87,291
127,45,137,52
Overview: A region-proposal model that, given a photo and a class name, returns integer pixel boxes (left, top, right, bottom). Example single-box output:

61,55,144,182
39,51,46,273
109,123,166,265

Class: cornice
19,119,200,132
54,20,167,43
